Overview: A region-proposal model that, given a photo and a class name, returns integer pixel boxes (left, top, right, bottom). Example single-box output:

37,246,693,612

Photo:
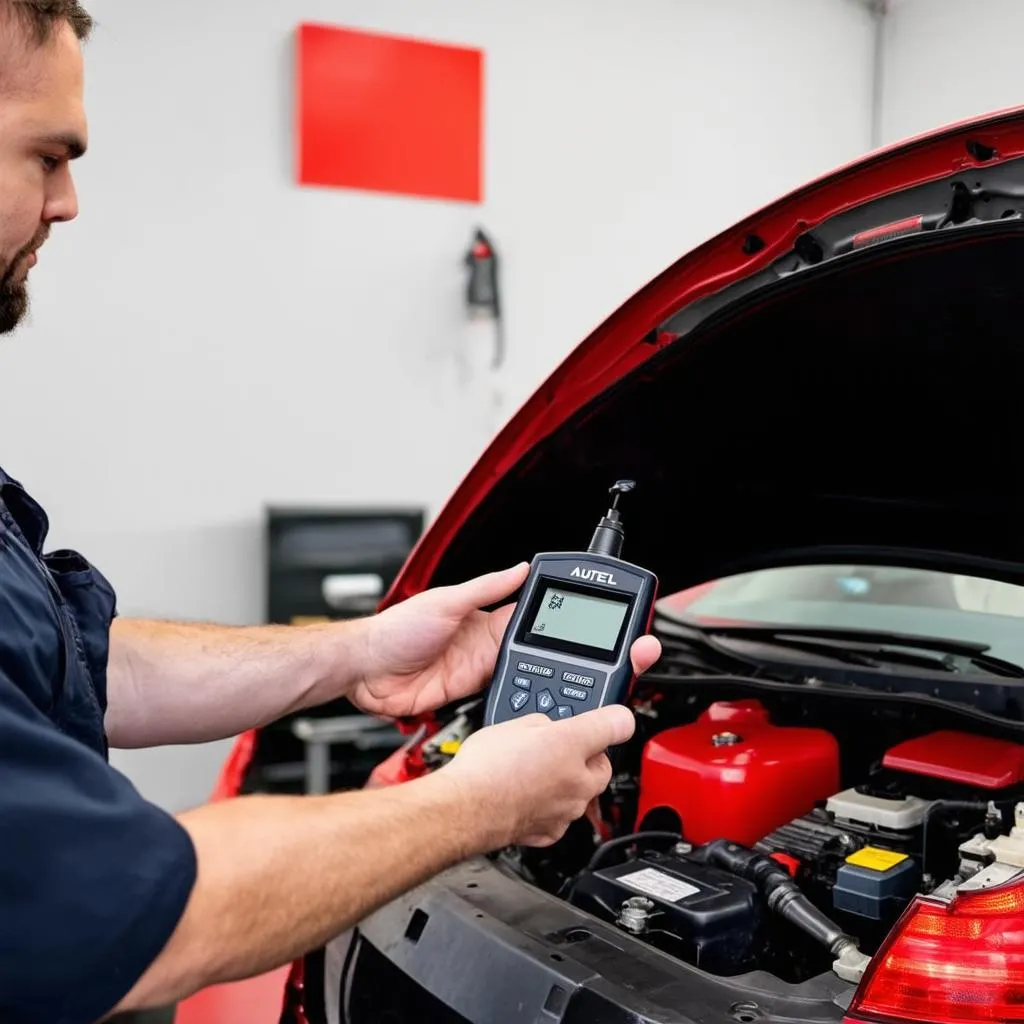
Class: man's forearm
108,700,633,1018
111,771,490,1015
105,618,371,748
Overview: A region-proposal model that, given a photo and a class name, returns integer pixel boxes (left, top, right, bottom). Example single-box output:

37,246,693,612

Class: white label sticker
617,868,700,903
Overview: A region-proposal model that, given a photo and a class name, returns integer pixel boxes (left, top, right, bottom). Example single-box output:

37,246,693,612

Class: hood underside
388,113,1024,604
437,225,1024,597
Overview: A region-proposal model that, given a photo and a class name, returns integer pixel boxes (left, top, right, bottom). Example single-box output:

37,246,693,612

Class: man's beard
0,230,47,335
0,271,28,335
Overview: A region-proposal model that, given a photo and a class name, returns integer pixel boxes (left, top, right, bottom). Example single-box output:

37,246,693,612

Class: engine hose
920,801,990,880
560,830,684,900
583,831,684,874
694,840,853,956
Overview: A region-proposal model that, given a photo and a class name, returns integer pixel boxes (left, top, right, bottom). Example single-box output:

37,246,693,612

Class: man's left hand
348,564,530,718
348,564,662,719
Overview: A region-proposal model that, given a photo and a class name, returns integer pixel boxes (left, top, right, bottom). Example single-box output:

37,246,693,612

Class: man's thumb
563,704,635,752
453,562,530,611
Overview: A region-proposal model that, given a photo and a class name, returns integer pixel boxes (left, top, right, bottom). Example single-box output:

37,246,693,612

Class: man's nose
43,167,79,224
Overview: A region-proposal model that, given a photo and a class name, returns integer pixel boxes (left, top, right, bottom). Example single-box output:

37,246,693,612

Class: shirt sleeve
0,668,198,1024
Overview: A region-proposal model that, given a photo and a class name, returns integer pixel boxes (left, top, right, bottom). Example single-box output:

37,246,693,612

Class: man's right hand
441,705,636,849
111,702,635,1015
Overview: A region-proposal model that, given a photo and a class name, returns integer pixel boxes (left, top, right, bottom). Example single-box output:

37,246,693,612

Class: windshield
659,565,1024,665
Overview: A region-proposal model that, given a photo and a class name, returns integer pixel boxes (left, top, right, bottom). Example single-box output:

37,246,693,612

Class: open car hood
384,107,1024,608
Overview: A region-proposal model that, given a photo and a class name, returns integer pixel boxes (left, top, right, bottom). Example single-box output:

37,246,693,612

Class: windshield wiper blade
655,618,882,672
701,624,1024,678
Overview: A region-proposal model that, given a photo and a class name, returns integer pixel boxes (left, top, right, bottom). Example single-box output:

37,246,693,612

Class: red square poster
296,23,484,202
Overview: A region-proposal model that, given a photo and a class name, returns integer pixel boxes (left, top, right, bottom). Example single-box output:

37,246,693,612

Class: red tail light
847,877,1024,1024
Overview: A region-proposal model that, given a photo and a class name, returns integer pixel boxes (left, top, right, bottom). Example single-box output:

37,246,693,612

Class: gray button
562,671,595,688
509,691,530,712
555,705,574,719
512,676,532,691
561,686,589,702
536,689,555,712
518,661,554,678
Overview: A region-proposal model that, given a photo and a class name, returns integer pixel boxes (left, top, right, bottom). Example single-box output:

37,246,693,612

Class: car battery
833,847,919,920
570,849,762,975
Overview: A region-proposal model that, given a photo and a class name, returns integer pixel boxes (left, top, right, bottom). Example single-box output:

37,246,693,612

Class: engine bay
568,700,1024,984
411,672,1024,989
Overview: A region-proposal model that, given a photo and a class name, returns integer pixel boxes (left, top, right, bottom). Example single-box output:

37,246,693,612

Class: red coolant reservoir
635,699,839,846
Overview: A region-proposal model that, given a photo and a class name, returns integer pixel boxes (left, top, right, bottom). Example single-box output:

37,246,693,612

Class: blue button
536,689,555,712
512,676,532,690
561,686,589,702
509,691,530,712
555,705,574,719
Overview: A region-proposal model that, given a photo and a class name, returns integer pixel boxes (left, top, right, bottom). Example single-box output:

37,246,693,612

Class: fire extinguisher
464,228,504,369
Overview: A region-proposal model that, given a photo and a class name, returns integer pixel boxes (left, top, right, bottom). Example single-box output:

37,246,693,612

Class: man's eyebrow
38,133,87,159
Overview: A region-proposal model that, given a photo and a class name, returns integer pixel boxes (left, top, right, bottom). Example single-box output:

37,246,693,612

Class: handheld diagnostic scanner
483,480,659,727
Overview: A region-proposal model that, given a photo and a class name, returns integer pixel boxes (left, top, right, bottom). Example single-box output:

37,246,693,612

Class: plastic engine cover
636,700,839,845
882,730,1024,789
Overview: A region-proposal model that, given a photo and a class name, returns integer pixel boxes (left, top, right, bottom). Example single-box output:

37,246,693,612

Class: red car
207,105,1024,1024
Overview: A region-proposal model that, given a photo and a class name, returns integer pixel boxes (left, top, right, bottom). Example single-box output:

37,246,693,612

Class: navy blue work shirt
0,467,197,1024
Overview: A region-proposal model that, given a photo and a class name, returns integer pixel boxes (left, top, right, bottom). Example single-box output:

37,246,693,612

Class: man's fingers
630,635,662,675
561,704,635,754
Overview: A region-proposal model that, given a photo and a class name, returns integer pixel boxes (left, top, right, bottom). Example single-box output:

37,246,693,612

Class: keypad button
509,691,530,712
562,671,595,688
561,686,589,702
536,689,555,713
512,676,532,691
555,705,574,719
517,661,554,678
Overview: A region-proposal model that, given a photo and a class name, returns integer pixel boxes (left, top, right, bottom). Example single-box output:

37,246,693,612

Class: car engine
480,696,1024,985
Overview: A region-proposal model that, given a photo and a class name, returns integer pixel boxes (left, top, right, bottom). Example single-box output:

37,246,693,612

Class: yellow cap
439,740,462,756
845,847,909,872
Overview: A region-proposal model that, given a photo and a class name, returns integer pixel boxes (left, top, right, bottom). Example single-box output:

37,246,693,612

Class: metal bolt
617,896,655,935
712,732,742,747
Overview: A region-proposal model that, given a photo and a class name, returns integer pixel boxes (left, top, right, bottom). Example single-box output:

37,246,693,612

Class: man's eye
40,155,60,173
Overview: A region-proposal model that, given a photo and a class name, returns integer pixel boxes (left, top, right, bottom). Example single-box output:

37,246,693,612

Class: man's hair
3,0,92,44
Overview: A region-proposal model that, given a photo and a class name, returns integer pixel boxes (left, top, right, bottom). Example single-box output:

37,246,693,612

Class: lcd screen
529,587,629,652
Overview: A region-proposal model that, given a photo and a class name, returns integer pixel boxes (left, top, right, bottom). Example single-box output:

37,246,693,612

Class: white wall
881,0,1024,144
0,0,875,810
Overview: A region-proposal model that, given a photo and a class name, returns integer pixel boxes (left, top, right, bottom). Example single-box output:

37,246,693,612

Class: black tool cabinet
241,506,425,795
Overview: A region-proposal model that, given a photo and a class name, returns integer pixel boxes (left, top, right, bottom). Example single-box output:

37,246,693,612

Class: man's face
0,20,87,335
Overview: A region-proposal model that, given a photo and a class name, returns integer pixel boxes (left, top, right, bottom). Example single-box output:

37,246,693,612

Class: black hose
920,801,990,880
583,831,684,874
559,830,683,901
694,840,853,956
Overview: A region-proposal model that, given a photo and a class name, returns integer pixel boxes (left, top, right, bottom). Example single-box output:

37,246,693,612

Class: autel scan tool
484,481,659,727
